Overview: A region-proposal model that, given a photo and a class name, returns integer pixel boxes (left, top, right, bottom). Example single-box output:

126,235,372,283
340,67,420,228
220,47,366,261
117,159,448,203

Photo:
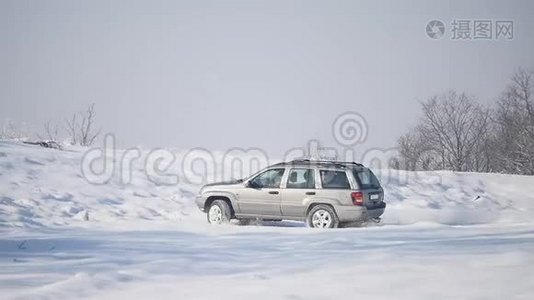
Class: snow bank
2,141,534,300
0,142,199,228
1,141,534,228
377,169,534,225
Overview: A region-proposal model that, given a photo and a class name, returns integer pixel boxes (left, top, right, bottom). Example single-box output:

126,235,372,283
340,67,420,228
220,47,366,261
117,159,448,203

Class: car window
352,168,381,189
250,168,285,188
286,168,315,189
320,170,351,189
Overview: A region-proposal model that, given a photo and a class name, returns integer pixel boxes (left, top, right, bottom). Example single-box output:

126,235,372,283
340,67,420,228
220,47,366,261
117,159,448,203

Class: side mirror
246,181,259,188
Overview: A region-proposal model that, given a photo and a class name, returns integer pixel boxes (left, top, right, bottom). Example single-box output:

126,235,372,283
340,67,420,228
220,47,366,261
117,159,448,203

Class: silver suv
195,160,386,228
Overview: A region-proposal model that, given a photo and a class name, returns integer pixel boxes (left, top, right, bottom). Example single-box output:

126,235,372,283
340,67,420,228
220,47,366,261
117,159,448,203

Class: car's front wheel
306,205,339,228
207,200,232,224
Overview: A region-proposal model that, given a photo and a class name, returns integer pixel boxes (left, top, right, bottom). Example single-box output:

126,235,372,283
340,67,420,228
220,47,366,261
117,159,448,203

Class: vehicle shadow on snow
254,220,305,228
233,220,377,228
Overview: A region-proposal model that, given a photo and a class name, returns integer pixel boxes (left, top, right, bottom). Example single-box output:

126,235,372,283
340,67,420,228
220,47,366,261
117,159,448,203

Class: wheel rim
312,209,332,228
208,205,223,224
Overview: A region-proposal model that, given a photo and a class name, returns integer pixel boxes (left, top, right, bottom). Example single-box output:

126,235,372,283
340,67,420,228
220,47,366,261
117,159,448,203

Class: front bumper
195,195,206,212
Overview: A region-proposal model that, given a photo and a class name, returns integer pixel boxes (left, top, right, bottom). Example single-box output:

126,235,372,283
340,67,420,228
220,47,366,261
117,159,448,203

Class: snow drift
2,141,534,300
1,140,534,228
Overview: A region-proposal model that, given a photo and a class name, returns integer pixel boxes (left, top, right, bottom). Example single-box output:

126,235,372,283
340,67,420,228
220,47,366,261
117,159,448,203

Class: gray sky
1,0,533,155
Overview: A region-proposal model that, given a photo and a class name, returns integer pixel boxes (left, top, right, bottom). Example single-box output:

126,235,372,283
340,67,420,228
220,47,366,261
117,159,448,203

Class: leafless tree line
0,120,29,140
392,68,534,175
37,104,101,147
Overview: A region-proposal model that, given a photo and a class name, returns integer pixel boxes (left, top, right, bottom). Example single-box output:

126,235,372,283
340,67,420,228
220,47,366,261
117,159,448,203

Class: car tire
207,200,232,224
306,204,339,228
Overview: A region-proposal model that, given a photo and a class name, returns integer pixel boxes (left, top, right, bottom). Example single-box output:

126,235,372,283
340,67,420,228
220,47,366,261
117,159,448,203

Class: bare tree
469,106,495,172
0,119,29,141
395,91,489,172
394,130,432,170
40,120,60,141
494,68,534,175
64,104,101,146
78,104,100,146
421,91,487,171
65,114,78,145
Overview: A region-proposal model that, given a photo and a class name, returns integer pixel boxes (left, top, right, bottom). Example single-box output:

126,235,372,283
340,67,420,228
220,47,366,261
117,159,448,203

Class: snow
1,141,534,299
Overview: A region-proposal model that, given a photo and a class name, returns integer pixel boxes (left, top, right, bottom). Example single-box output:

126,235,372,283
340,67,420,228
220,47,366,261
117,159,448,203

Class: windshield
352,168,381,189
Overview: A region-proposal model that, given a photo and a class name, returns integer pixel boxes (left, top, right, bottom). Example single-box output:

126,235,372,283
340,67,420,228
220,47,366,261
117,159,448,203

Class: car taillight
351,192,364,206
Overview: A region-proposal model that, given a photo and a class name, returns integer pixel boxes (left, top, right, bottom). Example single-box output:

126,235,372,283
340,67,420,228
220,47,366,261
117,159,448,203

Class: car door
280,168,316,217
237,168,285,216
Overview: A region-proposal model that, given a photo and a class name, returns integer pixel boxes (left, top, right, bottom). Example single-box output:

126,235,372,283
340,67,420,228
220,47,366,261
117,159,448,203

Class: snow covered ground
1,141,534,299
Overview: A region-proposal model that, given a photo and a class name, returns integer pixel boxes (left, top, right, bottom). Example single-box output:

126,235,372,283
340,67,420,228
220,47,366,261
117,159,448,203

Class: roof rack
288,159,363,167
339,161,364,167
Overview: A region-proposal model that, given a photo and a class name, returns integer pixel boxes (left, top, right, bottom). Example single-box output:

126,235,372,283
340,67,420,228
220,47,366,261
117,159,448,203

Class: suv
195,160,386,228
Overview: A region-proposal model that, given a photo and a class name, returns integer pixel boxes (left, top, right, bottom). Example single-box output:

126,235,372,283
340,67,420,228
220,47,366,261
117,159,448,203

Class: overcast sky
1,0,533,155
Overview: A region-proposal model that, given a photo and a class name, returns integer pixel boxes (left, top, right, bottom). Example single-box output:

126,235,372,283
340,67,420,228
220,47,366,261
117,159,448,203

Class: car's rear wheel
306,205,339,228
207,200,231,224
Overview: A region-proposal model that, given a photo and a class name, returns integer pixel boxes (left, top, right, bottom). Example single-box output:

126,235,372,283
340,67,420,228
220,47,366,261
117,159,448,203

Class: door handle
306,191,316,195
268,191,279,195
